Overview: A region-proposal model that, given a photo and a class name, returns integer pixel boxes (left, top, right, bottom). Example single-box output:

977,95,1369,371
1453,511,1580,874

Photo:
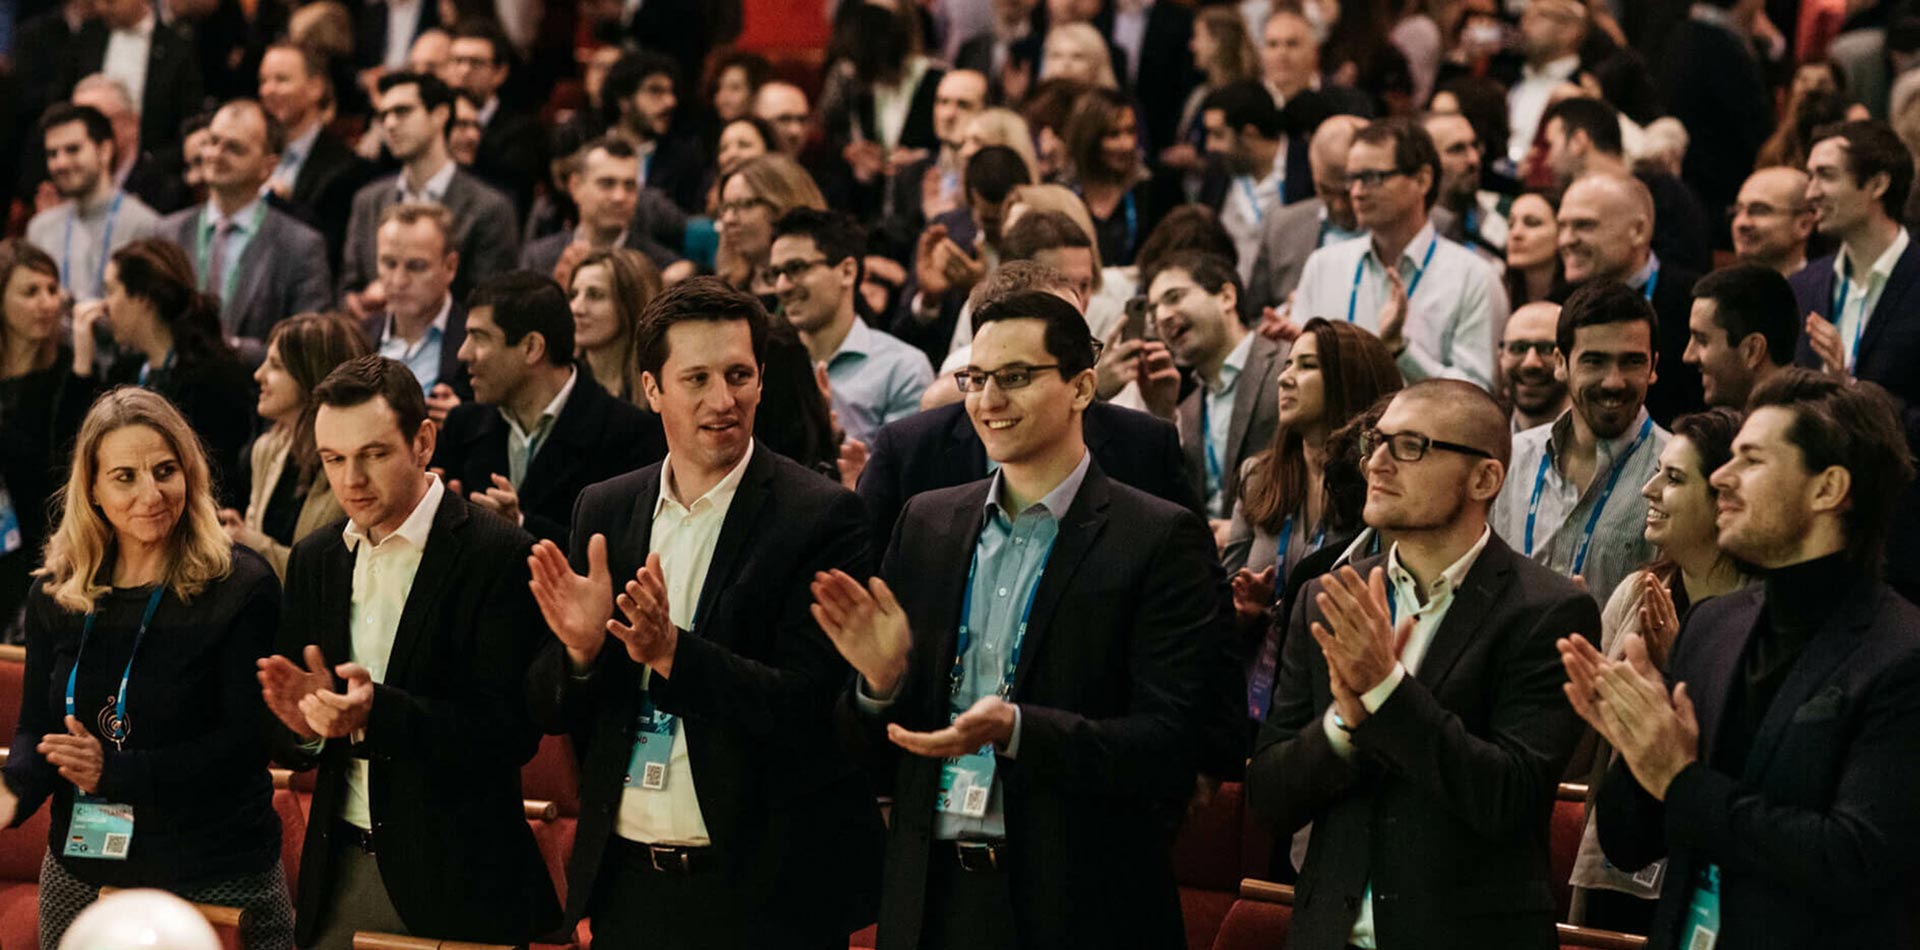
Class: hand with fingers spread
1377,265,1410,355
1636,571,1681,669
1593,634,1697,799
887,694,1017,758
299,662,374,739
1137,341,1182,421
468,473,523,525
1306,566,1412,727
528,534,614,671
810,569,912,697
1230,566,1278,622
1803,312,1847,376
1257,303,1302,344
39,716,105,793
611,552,679,676
256,644,338,740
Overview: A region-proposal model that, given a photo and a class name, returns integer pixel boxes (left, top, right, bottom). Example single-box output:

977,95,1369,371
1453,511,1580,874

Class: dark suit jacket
644,134,711,217
1094,1,1198,155
359,303,473,401
1177,332,1286,515
856,400,1199,543
850,67,944,157
64,18,206,154
273,491,561,947
865,463,1234,950
1789,247,1920,602
518,223,681,277
474,106,547,221
353,0,440,72
429,370,666,544
288,128,377,274
339,167,521,302
158,203,332,345
1640,259,1702,428
1596,579,1920,949
525,446,886,937
1247,533,1599,950
1663,20,1769,234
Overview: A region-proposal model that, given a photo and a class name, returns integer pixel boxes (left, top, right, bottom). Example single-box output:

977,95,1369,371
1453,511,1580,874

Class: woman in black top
1063,87,1158,267
78,239,256,508
0,240,98,638
0,386,291,949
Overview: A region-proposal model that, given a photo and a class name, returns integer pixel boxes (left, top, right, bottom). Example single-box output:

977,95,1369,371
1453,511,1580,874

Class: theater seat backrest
1551,783,1588,921
0,653,26,743
522,735,580,818
274,787,308,895
1211,880,1293,950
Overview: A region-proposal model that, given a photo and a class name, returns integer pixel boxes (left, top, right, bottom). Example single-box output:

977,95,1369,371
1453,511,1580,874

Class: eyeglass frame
1501,339,1557,359
765,257,836,283
953,364,1066,392
1347,168,1414,190
1363,427,1496,463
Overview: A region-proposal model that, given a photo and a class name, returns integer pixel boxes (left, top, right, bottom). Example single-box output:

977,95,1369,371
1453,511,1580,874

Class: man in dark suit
519,137,682,277
258,355,560,950
1093,0,1197,157
603,50,708,216
1660,0,1771,237
524,277,884,947
1248,379,1599,950
432,271,665,545
354,0,441,75
813,290,1235,950
1145,251,1285,523
444,21,545,221
60,0,205,158
357,202,473,414
1573,369,1920,949
159,99,332,363
340,72,520,313
259,42,376,274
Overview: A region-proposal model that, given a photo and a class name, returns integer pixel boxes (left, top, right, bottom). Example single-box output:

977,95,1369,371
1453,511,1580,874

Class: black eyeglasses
1363,428,1495,463
953,364,1064,392
766,257,832,282
1348,168,1411,189
1503,340,1556,358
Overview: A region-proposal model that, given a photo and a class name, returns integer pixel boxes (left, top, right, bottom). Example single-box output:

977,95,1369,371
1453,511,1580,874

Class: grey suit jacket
159,203,333,346
1178,332,1287,516
338,169,521,300
517,223,681,279
1247,197,1329,310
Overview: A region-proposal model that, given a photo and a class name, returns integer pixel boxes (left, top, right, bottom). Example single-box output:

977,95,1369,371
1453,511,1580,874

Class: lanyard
1274,513,1327,583
1640,263,1660,302
1524,416,1653,574
1199,389,1225,496
1121,190,1138,258
67,586,164,753
62,191,124,293
135,348,175,388
1832,256,1870,369
949,535,1058,705
1236,176,1266,226
1348,233,1439,323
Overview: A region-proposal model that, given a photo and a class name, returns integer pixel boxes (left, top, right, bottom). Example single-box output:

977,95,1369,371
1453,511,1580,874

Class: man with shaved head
1249,377,1600,950
755,82,813,158
1558,171,1702,423
1247,113,1369,309
1731,167,1816,277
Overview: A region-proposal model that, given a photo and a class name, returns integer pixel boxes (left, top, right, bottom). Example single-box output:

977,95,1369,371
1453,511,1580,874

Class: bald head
755,82,811,156
1558,172,1654,284
1311,115,1369,231
1396,379,1512,469
1733,166,1815,273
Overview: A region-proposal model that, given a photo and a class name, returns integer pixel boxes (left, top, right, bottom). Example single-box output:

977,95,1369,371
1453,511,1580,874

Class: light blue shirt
377,296,452,394
1203,332,1255,518
825,317,935,445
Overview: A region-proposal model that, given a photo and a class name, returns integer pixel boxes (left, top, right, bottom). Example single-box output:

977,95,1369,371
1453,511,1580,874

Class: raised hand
425,383,461,426
915,224,954,299
810,570,913,697
1377,265,1410,353
1306,567,1412,725
887,694,1017,758
838,437,869,492
300,663,374,739
1230,566,1279,621
1095,324,1145,399
38,716,104,793
71,299,106,377
1557,632,1615,744
257,644,336,740
610,552,679,676
469,473,523,526
1594,635,1698,800
1803,312,1847,376
1637,571,1681,669
528,535,614,671
1137,341,1182,421
1257,303,1302,344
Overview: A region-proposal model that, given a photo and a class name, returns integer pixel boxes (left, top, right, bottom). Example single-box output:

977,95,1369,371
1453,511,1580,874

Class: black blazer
63,18,206,153
358,304,473,402
525,446,886,938
1596,579,1920,948
1642,259,1702,428
1662,20,1769,229
1246,534,1600,950
288,129,376,275
1094,1,1198,155
474,107,547,221
429,369,666,545
856,400,1199,543
1177,332,1286,515
273,491,560,947
645,134,711,217
864,463,1235,950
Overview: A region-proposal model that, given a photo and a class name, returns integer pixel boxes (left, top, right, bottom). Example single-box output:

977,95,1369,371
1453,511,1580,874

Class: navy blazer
1597,578,1920,948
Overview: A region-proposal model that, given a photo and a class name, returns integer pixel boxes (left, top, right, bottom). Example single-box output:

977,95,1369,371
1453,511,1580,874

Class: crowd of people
1,0,1919,948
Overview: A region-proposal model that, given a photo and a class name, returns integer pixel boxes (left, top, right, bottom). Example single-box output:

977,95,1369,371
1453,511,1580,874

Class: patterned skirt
38,851,296,950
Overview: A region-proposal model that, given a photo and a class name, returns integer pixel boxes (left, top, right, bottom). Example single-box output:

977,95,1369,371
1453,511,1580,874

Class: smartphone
1123,296,1151,342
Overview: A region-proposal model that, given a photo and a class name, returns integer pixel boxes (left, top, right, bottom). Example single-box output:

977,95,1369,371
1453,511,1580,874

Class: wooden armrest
1555,923,1649,949
0,748,9,767
1237,878,1296,904
1559,782,1590,802
0,644,26,663
352,933,514,950
271,769,292,790
98,887,247,929
524,799,558,821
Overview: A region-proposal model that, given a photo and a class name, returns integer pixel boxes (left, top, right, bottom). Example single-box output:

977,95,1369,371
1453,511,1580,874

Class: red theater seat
1211,879,1293,950
1551,782,1589,921
0,646,28,742
0,789,51,950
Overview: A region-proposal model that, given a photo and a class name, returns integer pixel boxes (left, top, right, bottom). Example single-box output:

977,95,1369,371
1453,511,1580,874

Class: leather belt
944,839,1008,873
336,821,377,854
612,838,715,875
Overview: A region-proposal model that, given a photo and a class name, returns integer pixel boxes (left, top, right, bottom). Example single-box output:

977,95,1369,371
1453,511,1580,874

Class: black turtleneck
1712,550,1855,777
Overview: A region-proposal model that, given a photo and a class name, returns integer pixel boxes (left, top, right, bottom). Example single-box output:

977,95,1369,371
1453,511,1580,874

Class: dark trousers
587,839,843,950
307,832,409,950
917,847,1017,950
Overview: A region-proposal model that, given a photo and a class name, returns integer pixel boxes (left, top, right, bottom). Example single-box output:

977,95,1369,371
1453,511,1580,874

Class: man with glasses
1492,281,1670,602
1422,111,1507,258
1290,118,1508,389
814,289,1234,949
444,21,544,220
1730,167,1815,277
771,208,934,445
1499,301,1569,432
1247,377,1600,950
1248,114,1367,311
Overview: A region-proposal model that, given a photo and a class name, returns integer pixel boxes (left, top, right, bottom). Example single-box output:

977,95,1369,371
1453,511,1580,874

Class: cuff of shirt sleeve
852,677,898,716
1360,663,1406,713
1321,705,1356,759
299,737,325,755
1000,705,1022,759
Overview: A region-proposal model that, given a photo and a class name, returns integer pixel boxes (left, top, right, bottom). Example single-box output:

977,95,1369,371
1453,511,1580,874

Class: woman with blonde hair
218,314,371,578
567,247,661,404
1040,22,1120,90
959,108,1042,185
4,387,291,949
715,154,828,298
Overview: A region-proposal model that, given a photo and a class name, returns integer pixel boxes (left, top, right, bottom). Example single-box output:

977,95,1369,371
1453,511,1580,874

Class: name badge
0,487,20,556
64,796,133,861
623,700,675,791
1685,863,1721,950
936,746,996,818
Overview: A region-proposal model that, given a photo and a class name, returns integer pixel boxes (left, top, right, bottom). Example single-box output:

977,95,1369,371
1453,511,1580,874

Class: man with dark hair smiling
1569,369,1920,949
813,289,1233,948
1683,264,1797,409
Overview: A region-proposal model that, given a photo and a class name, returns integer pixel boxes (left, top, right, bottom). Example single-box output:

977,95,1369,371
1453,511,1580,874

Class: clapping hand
1636,571,1680,669
1559,633,1698,799
887,694,1017,758
610,552,679,677
810,570,912,697
1803,312,1848,376
466,473,524,526
528,535,614,671
300,663,374,739
1377,266,1409,354
257,645,338,741
1230,566,1278,622
38,717,104,794
1306,567,1412,728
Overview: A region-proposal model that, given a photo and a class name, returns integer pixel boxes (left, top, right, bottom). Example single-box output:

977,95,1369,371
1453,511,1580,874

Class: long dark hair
1062,87,1140,188
110,239,235,368
268,313,373,484
1241,319,1403,534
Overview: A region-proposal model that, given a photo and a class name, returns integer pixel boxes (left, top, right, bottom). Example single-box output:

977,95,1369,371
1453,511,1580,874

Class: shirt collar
1524,53,1581,82
478,96,501,128
832,316,876,361
400,160,458,203
206,197,262,232
984,448,1092,524
114,11,155,38
1386,524,1491,606
1628,250,1659,290
1368,220,1440,271
1834,226,1910,283
283,123,322,164
654,441,756,516
502,366,578,439
342,471,445,552
1545,406,1652,466
1212,329,1255,395
382,296,452,343
572,224,630,249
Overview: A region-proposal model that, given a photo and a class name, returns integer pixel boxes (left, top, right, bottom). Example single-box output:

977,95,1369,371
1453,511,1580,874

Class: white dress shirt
270,122,324,195
383,0,423,71
338,474,447,830
1112,0,1152,86
872,56,932,151
397,158,458,206
102,12,155,114
616,444,757,845
1291,221,1508,388
1224,148,1288,285
1321,525,1492,948
1830,227,1909,370
1506,54,1581,164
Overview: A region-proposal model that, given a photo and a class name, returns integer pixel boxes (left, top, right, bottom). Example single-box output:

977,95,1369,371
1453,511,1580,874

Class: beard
1507,365,1567,414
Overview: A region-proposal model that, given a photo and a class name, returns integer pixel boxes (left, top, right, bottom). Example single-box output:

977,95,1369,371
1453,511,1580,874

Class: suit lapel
1012,468,1111,697
228,213,272,326
1177,389,1204,503
466,410,510,491
320,534,355,670
382,492,467,684
1741,586,1878,782
523,378,603,511
1227,336,1279,471
1687,589,1763,768
1407,538,1513,693
946,407,989,480
1861,243,1920,363
688,447,774,634
922,484,991,709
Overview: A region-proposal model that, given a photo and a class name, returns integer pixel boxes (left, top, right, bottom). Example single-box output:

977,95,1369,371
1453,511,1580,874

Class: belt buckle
955,840,1002,872
648,844,691,874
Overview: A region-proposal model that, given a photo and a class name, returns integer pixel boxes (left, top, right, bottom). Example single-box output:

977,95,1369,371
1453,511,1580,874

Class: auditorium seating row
0,648,1645,950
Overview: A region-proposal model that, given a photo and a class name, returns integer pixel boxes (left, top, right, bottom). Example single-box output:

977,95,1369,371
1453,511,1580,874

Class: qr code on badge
642,762,667,789
1686,925,1716,950
103,834,130,858
962,785,989,816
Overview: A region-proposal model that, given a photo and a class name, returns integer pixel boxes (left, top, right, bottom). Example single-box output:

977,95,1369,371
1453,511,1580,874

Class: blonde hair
38,388,232,613
726,154,827,218
965,108,1041,183
1041,24,1120,90
1005,184,1105,291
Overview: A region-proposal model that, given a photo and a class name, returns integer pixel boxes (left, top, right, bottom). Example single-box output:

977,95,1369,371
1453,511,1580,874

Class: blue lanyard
949,536,1058,705
1524,416,1654,575
1236,176,1265,226
1347,233,1438,323
67,586,164,753
1121,190,1138,258
1832,256,1869,369
136,348,175,388
1274,513,1327,582
1199,391,1225,495
61,191,124,293
1640,263,1659,302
